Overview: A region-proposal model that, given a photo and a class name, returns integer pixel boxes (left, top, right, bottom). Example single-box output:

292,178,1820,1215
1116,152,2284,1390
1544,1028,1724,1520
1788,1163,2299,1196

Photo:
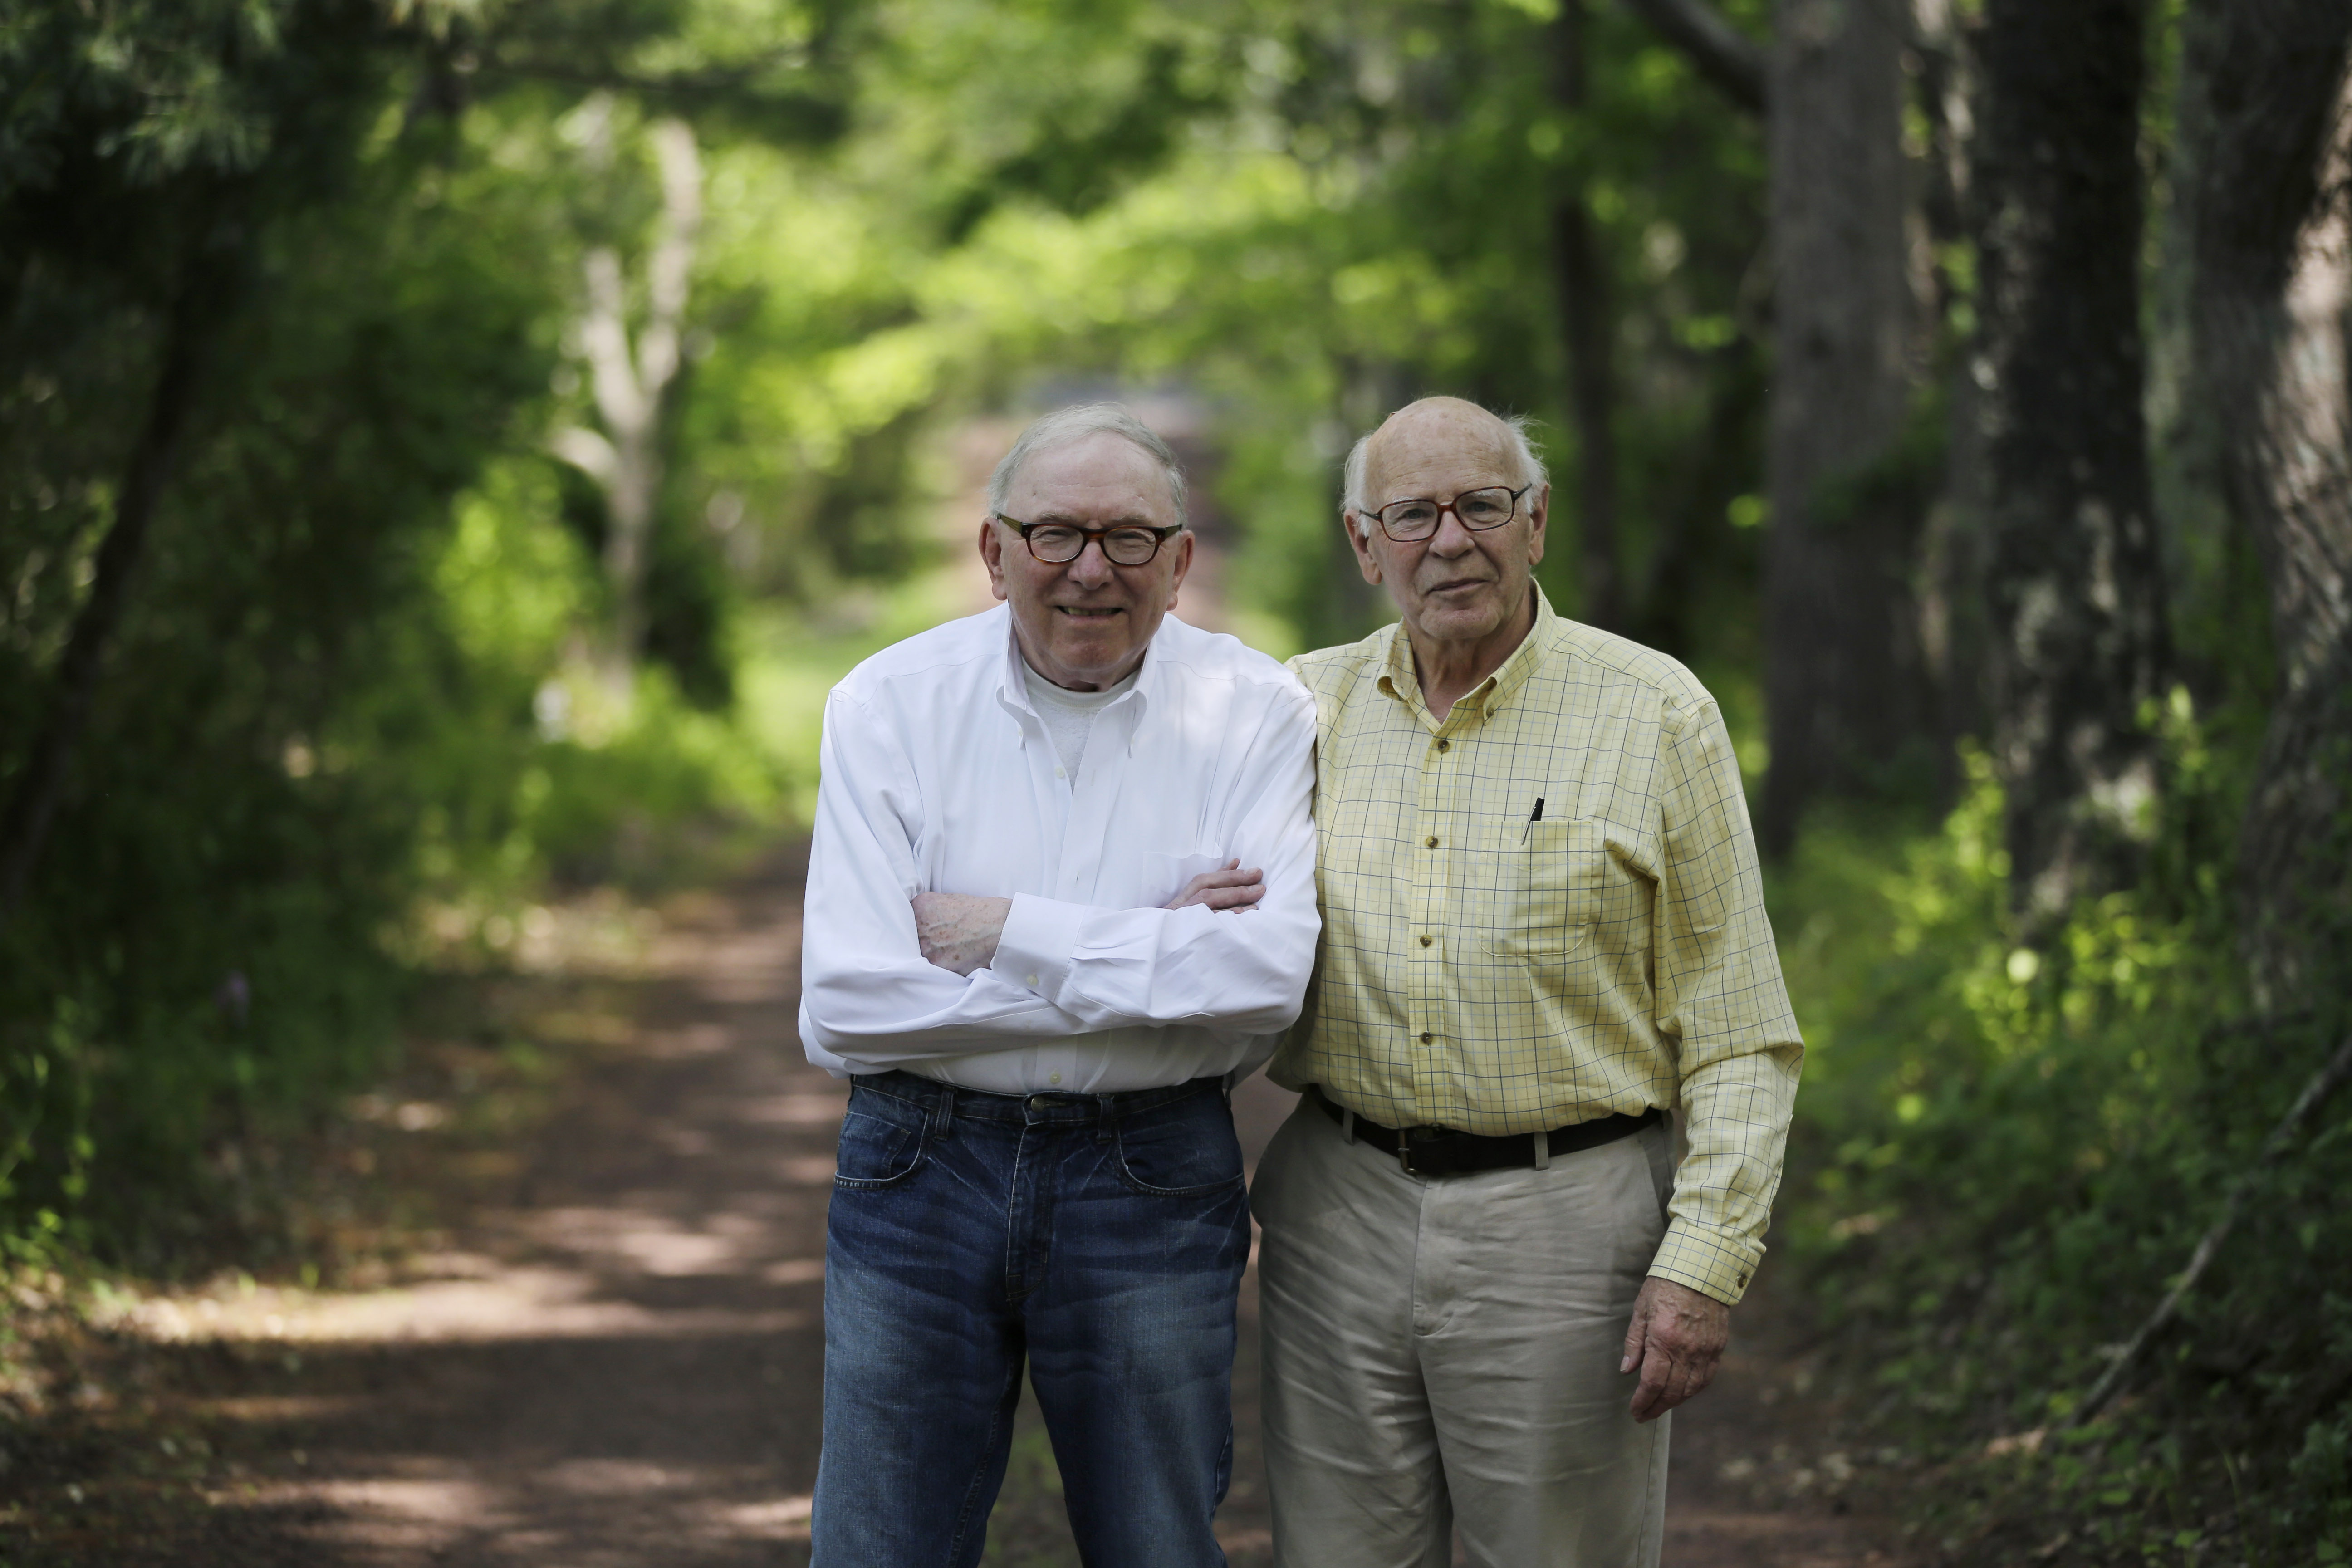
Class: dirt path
16,853,1904,1566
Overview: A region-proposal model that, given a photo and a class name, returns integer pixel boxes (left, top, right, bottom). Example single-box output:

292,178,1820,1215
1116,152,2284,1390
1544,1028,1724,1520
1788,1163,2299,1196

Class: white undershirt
1021,658,1139,782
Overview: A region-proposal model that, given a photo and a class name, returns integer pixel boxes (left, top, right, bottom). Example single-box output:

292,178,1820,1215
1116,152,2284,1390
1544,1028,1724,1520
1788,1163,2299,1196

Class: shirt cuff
1647,1218,1763,1307
990,893,1087,1001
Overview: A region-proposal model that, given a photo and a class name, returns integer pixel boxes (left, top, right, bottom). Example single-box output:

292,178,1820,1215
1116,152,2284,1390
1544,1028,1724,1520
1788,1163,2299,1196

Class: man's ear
1344,512,1383,586
1165,529,1195,612
979,516,1010,602
1524,484,1550,569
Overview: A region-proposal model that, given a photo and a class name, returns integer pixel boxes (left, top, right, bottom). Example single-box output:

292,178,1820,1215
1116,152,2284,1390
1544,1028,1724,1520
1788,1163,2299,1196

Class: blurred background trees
2,0,2348,1556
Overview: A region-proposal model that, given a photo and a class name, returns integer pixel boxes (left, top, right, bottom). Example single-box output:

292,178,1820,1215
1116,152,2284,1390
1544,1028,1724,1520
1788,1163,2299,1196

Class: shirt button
1420,935,1433,947
1049,1073,1062,1085
1424,835,1438,848
1054,766,1066,779
1435,739,1450,752
1025,974,1039,988
1418,1032,1433,1044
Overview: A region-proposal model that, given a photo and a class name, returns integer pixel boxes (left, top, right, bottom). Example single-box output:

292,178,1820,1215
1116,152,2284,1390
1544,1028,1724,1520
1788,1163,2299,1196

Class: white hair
1341,409,1549,535
987,402,1189,524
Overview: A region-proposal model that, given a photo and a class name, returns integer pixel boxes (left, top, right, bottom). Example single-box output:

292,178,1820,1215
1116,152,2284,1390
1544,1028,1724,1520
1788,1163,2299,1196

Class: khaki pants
1253,1098,1674,1568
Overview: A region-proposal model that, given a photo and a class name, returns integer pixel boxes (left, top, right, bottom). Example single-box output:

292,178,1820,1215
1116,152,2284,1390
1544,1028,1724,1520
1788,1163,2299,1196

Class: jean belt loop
931,1079,955,1140
1532,1130,1551,1170
1341,1106,1356,1145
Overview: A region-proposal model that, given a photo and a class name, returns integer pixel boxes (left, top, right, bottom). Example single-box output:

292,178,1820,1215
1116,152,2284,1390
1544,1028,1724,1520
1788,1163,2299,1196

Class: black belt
1311,1085,1660,1178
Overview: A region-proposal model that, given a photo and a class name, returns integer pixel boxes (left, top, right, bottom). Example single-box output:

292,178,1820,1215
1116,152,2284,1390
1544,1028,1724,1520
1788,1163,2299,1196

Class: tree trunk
0,282,212,921
1758,0,1927,852
1553,0,1623,631
1971,0,2169,930
2180,0,2352,1009
555,110,703,693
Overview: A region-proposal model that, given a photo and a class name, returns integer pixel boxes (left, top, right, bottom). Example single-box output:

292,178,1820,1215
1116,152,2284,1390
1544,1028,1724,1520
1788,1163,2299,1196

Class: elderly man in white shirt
799,403,1319,1568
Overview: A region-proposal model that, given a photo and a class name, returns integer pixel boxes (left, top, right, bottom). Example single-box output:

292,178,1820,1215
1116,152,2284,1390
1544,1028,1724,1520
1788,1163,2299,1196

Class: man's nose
1426,504,1479,555
1065,539,1117,586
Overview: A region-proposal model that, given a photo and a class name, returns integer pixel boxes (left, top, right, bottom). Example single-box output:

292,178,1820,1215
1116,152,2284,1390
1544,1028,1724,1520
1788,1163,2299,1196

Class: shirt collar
994,603,1161,743
1376,585,1559,728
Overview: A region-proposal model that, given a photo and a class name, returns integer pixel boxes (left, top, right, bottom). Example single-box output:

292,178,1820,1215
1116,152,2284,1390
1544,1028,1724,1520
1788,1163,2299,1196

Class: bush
1772,729,2352,1562
0,158,790,1268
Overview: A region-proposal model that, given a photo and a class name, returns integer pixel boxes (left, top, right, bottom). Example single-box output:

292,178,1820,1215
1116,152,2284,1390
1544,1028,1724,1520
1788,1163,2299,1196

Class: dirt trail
26,853,1903,1566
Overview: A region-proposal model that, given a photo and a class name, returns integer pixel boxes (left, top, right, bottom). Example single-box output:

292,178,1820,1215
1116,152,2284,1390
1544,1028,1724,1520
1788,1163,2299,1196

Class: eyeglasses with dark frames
1359,484,1533,543
997,515,1185,566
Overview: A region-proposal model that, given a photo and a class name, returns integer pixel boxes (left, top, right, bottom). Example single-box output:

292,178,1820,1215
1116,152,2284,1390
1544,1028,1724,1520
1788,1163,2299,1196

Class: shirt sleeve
987,681,1320,1038
1644,695,1804,1306
798,687,1089,1066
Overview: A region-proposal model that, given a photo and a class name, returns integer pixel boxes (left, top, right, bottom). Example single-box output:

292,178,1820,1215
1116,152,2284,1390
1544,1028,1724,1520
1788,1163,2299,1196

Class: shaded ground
1,851,1909,1565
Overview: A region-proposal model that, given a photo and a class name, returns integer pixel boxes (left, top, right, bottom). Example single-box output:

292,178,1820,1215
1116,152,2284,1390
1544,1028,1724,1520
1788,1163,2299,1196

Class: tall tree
1971,0,2169,929
1552,0,1624,630
2179,0,2352,1008
1758,0,1931,851
551,102,706,691
0,0,393,921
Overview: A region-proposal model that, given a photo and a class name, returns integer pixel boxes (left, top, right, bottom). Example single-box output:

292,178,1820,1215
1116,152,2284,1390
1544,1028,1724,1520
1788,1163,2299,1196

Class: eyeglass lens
1025,525,1165,565
1378,486,1517,539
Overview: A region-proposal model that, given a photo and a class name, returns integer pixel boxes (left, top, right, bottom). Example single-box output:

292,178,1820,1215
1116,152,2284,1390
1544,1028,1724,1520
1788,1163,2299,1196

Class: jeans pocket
833,1104,929,1190
1113,1093,1246,1197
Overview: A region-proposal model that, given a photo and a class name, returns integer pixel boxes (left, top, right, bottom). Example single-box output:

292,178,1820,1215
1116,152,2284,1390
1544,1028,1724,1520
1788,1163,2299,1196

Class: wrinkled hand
1621,1277,1730,1422
1166,858,1265,912
911,892,1013,976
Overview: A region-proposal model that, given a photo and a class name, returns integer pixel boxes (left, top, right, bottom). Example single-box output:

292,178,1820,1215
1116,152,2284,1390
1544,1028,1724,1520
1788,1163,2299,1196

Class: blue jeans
812,1070,1251,1568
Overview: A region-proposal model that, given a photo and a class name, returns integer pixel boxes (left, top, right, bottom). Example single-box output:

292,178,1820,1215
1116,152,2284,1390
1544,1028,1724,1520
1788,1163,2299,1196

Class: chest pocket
1482,816,1607,958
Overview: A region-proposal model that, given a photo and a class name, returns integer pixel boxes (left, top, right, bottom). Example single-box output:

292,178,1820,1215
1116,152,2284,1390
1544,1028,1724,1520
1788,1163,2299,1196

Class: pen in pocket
1521,796,1545,844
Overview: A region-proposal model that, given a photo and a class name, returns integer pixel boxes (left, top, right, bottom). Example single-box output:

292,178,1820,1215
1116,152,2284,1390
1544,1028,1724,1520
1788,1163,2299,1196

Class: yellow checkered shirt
1274,590,1803,1304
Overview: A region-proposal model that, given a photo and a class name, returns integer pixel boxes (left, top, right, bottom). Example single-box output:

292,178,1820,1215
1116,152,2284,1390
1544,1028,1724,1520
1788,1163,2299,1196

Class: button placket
1408,720,1453,1111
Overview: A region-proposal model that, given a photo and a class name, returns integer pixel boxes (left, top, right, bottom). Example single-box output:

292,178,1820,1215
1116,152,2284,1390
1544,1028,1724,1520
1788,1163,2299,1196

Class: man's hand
1166,858,1265,912
1621,1277,1730,1423
911,892,1013,975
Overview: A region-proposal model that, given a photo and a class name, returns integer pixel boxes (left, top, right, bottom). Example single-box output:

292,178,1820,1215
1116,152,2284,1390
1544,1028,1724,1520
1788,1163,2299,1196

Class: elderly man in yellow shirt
1254,396,1803,1567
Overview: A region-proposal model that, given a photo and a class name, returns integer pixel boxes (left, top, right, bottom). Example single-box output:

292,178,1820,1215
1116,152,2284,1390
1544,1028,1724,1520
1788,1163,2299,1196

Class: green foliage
5,9,2338,1561
1772,711,2352,1562
0,3,798,1263
1,93,539,1259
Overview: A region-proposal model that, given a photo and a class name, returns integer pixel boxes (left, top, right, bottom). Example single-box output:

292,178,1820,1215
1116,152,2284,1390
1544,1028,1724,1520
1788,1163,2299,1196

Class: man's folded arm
799,691,1093,1064
800,682,1320,1064
988,686,1320,1036
1647,694,1804,1307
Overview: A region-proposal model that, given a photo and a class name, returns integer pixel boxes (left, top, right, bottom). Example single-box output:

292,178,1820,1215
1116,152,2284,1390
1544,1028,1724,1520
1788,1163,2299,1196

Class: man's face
980,432,1193,691
1346,401,1548,650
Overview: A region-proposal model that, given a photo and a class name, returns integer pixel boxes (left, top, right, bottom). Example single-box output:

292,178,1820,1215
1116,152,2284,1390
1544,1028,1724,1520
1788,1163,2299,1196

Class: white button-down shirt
798,604,1320,1094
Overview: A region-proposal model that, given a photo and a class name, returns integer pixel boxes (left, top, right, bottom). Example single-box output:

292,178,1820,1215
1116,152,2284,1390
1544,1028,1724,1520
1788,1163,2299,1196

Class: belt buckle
1397,1127,1434,1177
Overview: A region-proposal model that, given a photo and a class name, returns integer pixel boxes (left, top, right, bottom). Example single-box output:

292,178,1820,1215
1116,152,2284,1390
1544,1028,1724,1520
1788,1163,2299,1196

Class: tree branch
549,425,620,486
2064,1031,2352,1427
0,280,214,921
1617,0,1768,116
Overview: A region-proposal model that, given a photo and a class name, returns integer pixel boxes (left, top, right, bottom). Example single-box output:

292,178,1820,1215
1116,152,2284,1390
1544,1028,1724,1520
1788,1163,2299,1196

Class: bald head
1337,395,1551,680
1343,397,1547,531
